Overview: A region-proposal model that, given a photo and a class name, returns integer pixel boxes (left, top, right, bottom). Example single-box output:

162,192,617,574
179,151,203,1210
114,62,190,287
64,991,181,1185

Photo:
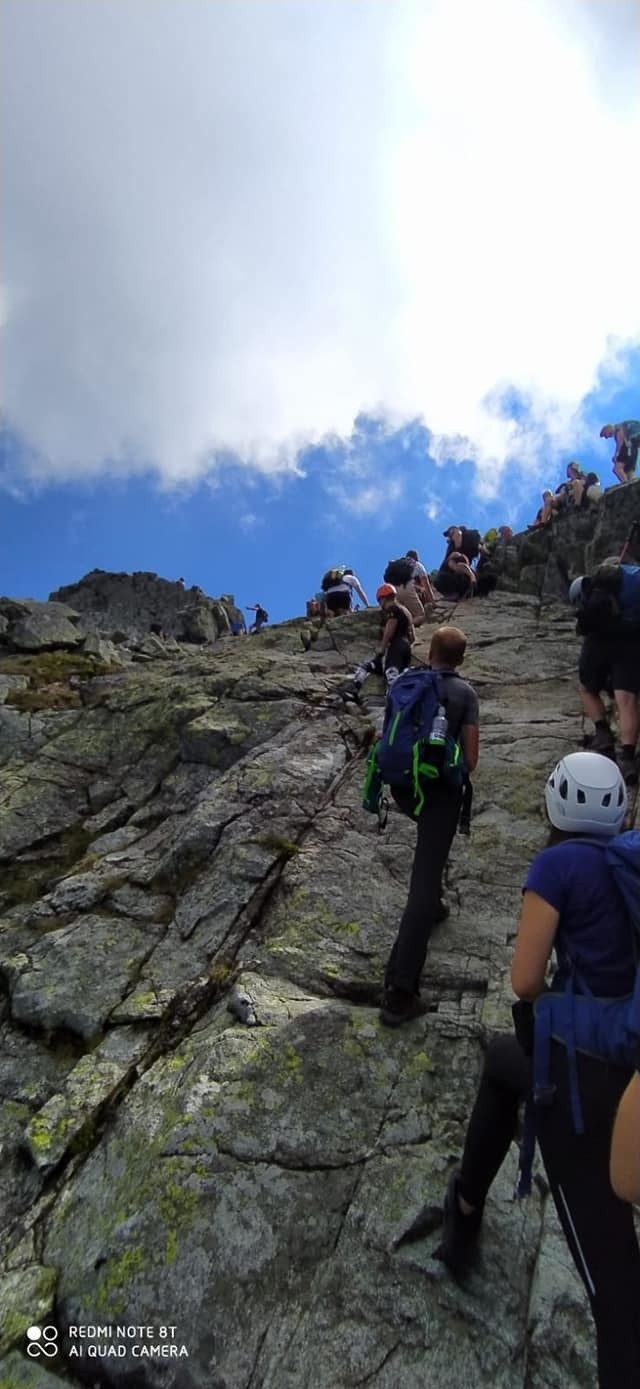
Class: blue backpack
362,670,464,820
518,831,640,1193
618,565,640,624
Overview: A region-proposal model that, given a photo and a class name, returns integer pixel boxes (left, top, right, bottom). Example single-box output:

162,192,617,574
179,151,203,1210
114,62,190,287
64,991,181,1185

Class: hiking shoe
379,988,427,1028
589,725,615,755
617,749,639,786
339,683,362,705
433,1167,482,1276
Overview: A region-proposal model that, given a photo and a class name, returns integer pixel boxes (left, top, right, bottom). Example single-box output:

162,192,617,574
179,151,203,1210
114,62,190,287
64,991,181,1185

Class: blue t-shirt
523,838,635,997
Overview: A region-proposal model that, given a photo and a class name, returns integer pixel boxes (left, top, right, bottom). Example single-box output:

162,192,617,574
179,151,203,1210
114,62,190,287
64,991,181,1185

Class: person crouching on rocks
340,584,414,703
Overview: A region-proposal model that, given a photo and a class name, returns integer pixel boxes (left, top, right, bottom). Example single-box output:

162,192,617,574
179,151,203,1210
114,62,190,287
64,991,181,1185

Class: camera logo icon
26,1325,59,1359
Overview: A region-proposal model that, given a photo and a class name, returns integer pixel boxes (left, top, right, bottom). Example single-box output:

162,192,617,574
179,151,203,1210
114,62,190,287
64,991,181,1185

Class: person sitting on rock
569,562,640,784
246,603,268,633
340,583,414,703
600,421,640,484
565,461,602,508
435,529,477,598
535,490,555,525
415,752,640,1389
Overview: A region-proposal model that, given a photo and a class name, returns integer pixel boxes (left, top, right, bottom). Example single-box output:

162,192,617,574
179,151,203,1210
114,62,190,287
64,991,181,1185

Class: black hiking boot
588,725,615,756
338,683,363,705
379,988,427,1028
433,1167,483,1276
617,748,639,786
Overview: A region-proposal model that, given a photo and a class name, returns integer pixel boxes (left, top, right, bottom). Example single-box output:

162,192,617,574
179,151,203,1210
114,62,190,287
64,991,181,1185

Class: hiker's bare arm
460,724,479,773
511,892,559,1000
352,579,368,606
610,1072,640,1204
380,617,398,649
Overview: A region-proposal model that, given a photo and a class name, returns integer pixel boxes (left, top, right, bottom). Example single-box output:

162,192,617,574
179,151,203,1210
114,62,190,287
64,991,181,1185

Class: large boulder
0,599,83,651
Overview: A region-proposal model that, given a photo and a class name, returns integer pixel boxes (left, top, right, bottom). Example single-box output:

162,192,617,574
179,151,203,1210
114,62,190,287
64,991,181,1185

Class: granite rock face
0,583,637,1388
49,569,249,643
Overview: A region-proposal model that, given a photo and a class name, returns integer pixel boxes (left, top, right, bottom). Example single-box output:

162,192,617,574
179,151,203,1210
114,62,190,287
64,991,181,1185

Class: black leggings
359,637,412,688
384,787,461,994
459,1035,640,1388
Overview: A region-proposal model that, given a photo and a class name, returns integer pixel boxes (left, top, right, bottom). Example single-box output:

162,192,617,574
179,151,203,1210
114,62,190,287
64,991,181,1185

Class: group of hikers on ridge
532,419,640,528
306,532,640,1384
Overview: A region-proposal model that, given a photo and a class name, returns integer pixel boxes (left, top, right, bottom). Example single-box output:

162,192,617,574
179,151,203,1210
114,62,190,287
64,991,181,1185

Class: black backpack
321,567,346,592
459,528,481,561
257,607,268,624
383,557,416,587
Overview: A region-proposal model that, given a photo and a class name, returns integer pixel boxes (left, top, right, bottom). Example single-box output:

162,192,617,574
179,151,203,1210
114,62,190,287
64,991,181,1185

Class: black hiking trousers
458,1034,640,1389
384,786,461,995
360,636,412,688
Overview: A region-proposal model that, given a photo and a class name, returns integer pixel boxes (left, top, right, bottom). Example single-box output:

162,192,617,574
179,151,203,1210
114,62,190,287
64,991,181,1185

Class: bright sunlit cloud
2,0,639,498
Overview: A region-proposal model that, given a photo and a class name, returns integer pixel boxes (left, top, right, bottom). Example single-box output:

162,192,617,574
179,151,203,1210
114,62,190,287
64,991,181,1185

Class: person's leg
578,637,614,750
433,1036,529,1273
383,789,461,1000
382,636,411,690
611,645,640,781
613,689,639,746
613,458,627,483
458,1036,530,1206
537,1047,640,1389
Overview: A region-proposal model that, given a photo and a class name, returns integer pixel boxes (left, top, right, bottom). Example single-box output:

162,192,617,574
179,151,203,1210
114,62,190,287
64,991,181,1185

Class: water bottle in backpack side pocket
426,704,448,771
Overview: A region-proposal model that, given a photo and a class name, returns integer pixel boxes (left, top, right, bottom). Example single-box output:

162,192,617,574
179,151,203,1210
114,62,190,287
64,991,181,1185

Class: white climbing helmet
568,576,585,604
545,751,627,836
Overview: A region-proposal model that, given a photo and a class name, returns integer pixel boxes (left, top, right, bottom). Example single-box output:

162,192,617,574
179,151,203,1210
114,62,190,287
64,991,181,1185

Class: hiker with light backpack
381,556,428,626
362,625,479,1026
413,752,640,1388
569,559,640,784
320,566,369,617
340,584,415,703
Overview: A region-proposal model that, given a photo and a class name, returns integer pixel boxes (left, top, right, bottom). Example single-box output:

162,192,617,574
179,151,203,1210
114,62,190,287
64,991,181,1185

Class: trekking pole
619,520,640,564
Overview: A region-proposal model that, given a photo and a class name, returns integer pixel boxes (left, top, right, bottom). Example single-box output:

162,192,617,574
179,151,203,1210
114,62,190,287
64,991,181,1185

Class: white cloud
2,0,639,497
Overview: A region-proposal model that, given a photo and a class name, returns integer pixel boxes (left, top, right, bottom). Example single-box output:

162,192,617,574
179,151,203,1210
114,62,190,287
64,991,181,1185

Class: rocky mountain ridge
1,498,639,1388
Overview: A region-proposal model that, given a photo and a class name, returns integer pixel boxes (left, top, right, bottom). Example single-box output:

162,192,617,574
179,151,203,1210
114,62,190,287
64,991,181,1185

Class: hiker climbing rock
373,625,479,1026
405,550,436,610
600,420,640,484
382,556,427,626
320,566,369,616
570,560,640,784
420,752,640,1389
341,583,414,702
246,603,269,633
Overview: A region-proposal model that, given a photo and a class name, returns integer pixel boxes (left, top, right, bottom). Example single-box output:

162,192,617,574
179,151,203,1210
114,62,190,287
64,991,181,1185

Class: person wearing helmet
339,584,415,703
409,752,640,1386
569,564,640,784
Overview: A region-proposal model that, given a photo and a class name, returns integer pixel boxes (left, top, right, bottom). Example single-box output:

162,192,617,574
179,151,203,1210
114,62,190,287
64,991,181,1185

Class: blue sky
2,0,639,622
3,353,639,622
